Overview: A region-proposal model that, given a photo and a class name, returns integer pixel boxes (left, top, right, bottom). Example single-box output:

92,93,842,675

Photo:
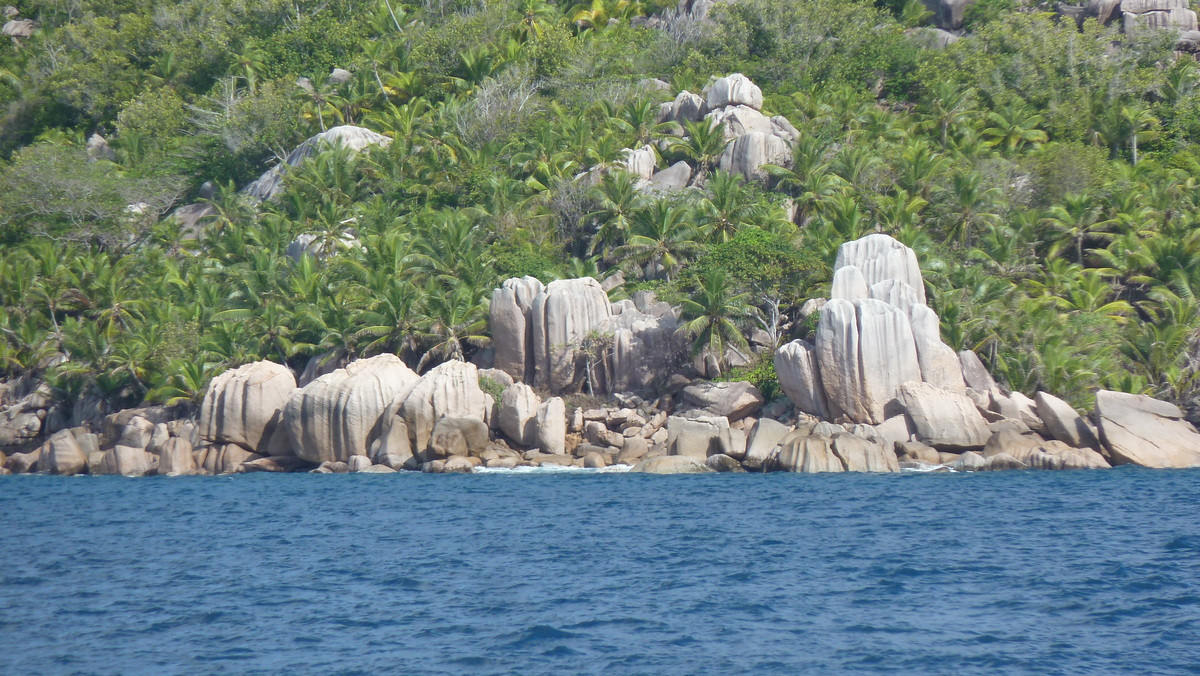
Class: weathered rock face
607,304,684,392
490,276,545,382
899,382,991,450
707,105,774,141
717,131,791,182
194,443,261,475
649,161,692,191
383,359,492,457
242,126,391,202
536,397,567,455
959,350,998,393
778,234,971,428
777,431,844,473
533,278,612,392
1095,390,1200,468
679,381,764,422
98,445,152,477
490,276,685,394
37,430,87,476
1034,391,1100,451
630,455,713,474
622,145,657,181
667,416,732,460
835,234,926,303
498,383,540,447
1122,0,1198,31
158,438,196,476
774,425,899,473
283,354,420,464
706,73,763,111
920,0,976,30
200,360,297,453
775,340,829,419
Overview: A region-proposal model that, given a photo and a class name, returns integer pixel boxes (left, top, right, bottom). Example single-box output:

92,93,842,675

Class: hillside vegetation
2,0,1200,419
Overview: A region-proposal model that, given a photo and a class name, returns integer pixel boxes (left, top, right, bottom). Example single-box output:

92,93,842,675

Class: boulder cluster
773,233,1200,472
582,73,797,191
489,275,686,394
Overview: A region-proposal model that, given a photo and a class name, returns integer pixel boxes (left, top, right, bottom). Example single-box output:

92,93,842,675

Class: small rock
706,454,745,472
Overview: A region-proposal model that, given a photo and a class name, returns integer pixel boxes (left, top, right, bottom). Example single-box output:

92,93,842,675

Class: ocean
2,467,1198,675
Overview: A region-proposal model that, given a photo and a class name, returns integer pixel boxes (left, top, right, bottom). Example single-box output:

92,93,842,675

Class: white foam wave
474,464,633,475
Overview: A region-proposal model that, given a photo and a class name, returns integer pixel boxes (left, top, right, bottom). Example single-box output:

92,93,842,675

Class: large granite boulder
706,73,763,111
835,234,926,303
490,276,544,381
630,455,713,474
37,430,87,476
1122,0,1198,31
1034,391,1100,450
742,418,791,470
536,397,567,455
717,131,791,182
158,438,196,476
490,275,685,393
959,350,998,393
622,145,657,180
776,430,844,473
899,382,991,449
283,354,420,464
200,360,297,453
920,0,976,29
667,416,733,460
679,381,764,421
777,235,967,427
242,126,391,202
533,278,612,392
706,105,774,141
775,339,829,419
429,417,489,459
910,304,966,393
816,298,921,423
383,360,493,457
98,446,152,477
498,382,540,446
1094,390,1200,468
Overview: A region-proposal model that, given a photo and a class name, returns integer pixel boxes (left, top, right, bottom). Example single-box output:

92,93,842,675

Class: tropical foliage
1,0,1199,416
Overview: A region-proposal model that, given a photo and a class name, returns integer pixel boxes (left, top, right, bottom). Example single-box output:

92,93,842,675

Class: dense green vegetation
2,0,1200,418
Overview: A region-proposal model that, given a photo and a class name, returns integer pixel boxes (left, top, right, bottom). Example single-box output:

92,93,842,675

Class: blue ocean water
1,468,1198,675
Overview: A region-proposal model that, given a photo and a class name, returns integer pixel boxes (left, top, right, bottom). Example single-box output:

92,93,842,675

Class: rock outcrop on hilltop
580,73,798,192
241,125,391,202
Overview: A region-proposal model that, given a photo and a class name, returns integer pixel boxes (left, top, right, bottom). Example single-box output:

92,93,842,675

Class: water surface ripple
2,468,1198,674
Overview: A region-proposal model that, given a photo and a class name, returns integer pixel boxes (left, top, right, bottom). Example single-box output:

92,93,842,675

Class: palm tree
676,269,758,366
669,119,728,178
1118,103,1159,166
922,80,976,147
230,43,267,91
613,201,701,280
587,170,643,257
695,170,763,244
944,170,1000,247
981,102,1048,154
1042,192,1110,264
414,281,491,372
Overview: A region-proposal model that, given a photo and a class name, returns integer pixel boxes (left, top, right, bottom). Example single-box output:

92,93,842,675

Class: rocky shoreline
4,234,1200,477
